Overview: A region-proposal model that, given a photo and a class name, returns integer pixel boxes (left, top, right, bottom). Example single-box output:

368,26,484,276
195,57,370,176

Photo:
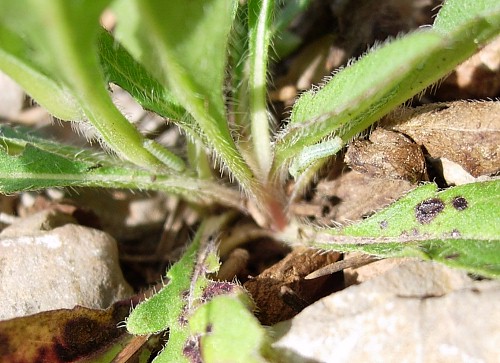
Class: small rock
272,260,500,363
0,211,132,320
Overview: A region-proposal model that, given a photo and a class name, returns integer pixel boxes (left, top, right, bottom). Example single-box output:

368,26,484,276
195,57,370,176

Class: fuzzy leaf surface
113,0,258,194
126,217,270,363
0,0,164,169
96,29,204,143
0,126,242,209
301,181,500,278
274,0,500,170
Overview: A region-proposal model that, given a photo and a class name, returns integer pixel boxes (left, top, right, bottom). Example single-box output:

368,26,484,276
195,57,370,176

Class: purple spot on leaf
415,198,445,224
452,196,468,211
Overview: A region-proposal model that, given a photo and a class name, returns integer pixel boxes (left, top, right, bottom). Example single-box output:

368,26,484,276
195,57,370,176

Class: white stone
272,260,500,363
0,212,132,320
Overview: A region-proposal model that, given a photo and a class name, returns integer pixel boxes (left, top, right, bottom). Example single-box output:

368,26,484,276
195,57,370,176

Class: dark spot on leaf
202,281,235,302
183,336,202,363
415,198,445,224
178,304,189,327
445,253,460,260
450,229,461,238
379,220,388,229
452,196,468,211
206,324,213,333
55,316,119,361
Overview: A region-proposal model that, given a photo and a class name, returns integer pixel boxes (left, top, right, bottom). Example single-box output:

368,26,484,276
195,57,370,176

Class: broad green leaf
0,0,165,170
127,216,270,363
0,126,242,210
273,0,500,172
113,0,258,194
295,181,500,278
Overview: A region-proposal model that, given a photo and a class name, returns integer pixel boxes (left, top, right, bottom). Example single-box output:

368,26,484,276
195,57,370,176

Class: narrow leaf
0,126,242,210
248,0,275,177
273,0,500,172
96,29,204,144
113,0,259,195
126,216,270,363
0,0,165,169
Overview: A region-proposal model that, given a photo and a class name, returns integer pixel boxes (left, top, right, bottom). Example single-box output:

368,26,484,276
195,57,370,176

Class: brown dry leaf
345,128,427,183
291,170,415,224
436,35,500,100
243,247,342,326
0,292,165,363
383,101,500,177
271,36,335,104
0,302,132,362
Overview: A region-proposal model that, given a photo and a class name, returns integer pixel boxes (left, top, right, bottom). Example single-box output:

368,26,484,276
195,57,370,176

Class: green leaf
113,0,258,193
96,29,204,144
189,295,271,363
296,181,500,278
273,0,500,172
0,126,242,210
433,0,500,38
126,216,271,363
0,0,165,169
248,0,275,177
0,24,84,122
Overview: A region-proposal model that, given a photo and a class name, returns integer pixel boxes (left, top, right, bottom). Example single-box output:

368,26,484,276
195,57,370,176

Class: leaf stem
248,0,274,179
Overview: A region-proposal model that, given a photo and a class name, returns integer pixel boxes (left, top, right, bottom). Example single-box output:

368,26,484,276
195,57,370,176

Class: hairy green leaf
188,295,271,363
0,126,242,210
96,29,205,144
274,0,500,172
248,0,275,177
294,181,500,278
127,216,270,363
0,0,165,169
0,24,84,121
113,0,259,194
